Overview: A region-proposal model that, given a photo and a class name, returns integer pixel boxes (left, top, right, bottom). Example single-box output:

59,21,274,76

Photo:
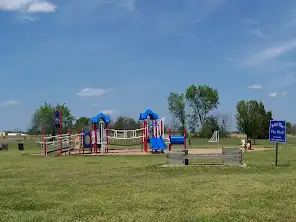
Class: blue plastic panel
149,136,167,151
139,109,159,120
92,113,110,124
170,136,184,145
83,132,92,148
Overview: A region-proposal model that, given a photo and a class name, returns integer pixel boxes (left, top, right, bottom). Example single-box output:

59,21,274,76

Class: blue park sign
269,120,286,143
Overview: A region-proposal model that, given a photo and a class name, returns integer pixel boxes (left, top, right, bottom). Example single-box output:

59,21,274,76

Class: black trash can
184,158,189,165
18,143,24,151
0,144,8,151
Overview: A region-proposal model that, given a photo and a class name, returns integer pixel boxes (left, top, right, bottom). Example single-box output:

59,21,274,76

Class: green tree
73,117,91,132
236,100,272,140
249,101,272,139
292,124,296,135
236,100,259,139
112,116,140,130
259,110,272,139
287,122,292,134
28,102,74,135
167,92,186,131
199,115,220,138
185,84,219,126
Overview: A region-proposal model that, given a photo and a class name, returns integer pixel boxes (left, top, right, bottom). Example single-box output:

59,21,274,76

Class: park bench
167,148,243,166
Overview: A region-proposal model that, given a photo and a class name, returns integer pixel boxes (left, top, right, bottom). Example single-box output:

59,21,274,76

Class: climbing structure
139,109,166,153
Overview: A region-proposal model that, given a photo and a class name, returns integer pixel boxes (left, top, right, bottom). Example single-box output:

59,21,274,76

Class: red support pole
144,120,148,153
90,125,93,154
59,108,63,155
168,128,172,151
43,128,47,156
94,123,98,153
160,120,163,136
184,128,187,150
78,129,81,154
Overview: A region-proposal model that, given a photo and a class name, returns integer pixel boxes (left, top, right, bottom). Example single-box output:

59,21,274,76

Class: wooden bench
167,148,243,166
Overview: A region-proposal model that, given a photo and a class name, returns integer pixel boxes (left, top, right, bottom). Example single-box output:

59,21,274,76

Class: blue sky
0,0,295,131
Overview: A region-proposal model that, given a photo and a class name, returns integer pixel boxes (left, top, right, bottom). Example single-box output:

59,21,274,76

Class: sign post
269,120,286,166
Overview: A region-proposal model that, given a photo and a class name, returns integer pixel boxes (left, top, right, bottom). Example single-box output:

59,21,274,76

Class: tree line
27,85,295,139
27,103,142,135
168,84,294,139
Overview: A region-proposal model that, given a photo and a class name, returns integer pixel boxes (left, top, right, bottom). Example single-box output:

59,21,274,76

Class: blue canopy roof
91,112,110,125
139,109,159,120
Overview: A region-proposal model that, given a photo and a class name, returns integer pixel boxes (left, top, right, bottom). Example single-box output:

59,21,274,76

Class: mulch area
30,146,276,156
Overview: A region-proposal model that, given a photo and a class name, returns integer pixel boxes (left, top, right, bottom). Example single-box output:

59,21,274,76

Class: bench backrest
167,148,242,166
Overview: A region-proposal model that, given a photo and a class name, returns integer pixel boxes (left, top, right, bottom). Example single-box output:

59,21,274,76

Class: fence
167,148,243,166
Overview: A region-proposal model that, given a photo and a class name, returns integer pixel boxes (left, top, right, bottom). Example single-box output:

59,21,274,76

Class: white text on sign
270,130,285,135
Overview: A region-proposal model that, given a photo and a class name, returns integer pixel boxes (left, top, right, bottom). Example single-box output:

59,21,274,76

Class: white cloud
269,92,278,97
27,1,56,12
100,110,115,115
0,100,22,106
0,0,30,10
0,0,56,13
242,39,296,67
248,84,263,89
77,88,112,97
247,29,269,39
268,92,287,98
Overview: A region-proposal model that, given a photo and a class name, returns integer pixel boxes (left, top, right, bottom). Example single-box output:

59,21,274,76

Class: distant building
7,133,28,137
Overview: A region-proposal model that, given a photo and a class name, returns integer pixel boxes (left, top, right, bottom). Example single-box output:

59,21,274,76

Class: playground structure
40,130,83,155
39,109,84,155
139,109,166,153
38,109,189,156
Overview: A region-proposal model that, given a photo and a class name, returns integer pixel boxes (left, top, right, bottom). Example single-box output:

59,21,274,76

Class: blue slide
149,136,167,152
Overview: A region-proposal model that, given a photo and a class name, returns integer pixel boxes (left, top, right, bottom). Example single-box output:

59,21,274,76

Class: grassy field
0,137,295,221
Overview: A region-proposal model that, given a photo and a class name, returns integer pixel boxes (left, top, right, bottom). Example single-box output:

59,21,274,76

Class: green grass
0,138,296,221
